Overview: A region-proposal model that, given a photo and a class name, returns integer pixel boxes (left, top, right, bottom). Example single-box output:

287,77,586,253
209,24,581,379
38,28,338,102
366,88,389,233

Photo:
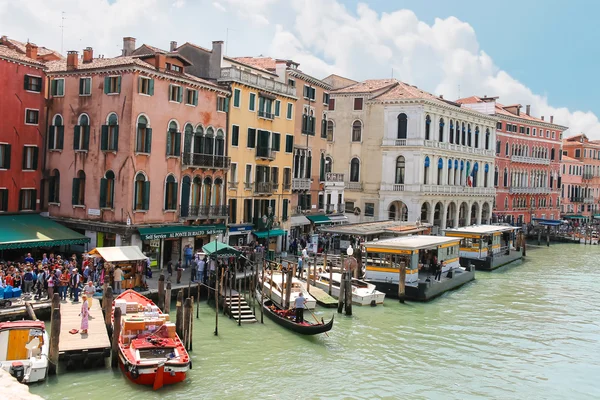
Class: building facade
458,97,567,224
559,155,584,217
44,39,230,267
325,78,497,229
0,44,47,213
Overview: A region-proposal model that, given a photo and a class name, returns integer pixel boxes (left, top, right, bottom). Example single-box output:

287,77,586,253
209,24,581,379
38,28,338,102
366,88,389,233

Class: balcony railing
325,173,344,183
209,205,229,218
509,187,551,194
420,184,495,195
272,182,279,191
380,183,405,192
254,181,273,195
325,204,335,213
583,173,594,180
180,204,230,219
584,197,595,204
283,182,291,191
258,110,275,120
570,197,584,203
510,155,550,165
292,178,311,190
255,147,275,160
345,182,363,191
228,181,238,190
182,153,231,169
381,138,494,156
219,67,297,97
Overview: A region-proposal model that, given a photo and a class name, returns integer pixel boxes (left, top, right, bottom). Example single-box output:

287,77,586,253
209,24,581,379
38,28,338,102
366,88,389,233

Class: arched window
551,148,555,160
449,120,454,143
74,114,90,151
425,115,431,140
505,142,509,156
325,156,333,174
100,170,115,209
350,158,360,182
134,172,150,211
455,121,461,144
494,167,499,187
321,113,327,138
474,126,479,148
101,113,119,151
389,204,396,220
439,118,445,142
352,121,362,142
437,158,443,185
205,127,215,155
216,129,225,157
166,120,181,157
467,124,472,147
485,128,490,150
48,114,64,150
72,170,86,206
135,115,152,153
397,113,408,139
484,163,489,187
447,159,453,185
326,120,334,141
202,176,212,207
504,198,508,210
194,125,204,154
503,168,508,187
183,123,194,154
164,175,178,211
48,169,60,203
461,122,466,145
424,156,430,184
395,156,405,184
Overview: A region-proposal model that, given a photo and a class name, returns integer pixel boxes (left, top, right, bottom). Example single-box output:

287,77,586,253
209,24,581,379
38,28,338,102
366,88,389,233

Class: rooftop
561,155,583,163
320,220,430,236
444,224,519,235
364,235,460,251
372,80,441,102
0,36,63,59
331,78,397,94
233,56,277,72
0,45,46,67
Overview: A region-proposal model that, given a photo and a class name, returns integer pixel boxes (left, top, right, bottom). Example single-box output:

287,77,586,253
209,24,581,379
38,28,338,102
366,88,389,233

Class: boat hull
262,300,333,335
119,360,186,386
0,321,48,383
313,280,385,306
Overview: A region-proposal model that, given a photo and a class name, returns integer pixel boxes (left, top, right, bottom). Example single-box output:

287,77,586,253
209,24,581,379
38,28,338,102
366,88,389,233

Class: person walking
197,256,205,284
176,259,183,284
434,261,443,282
59,269,69,301
184,245,193,268
294,292,306,323
47,274,54,300
83,281,95,310
297,255,303,279
190,255,197,282
113,266,123,295
80,295,89,335
71,269,81,302
23,268,33,293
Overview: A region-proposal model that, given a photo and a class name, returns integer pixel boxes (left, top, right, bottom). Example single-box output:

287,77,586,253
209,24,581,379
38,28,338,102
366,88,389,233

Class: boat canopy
364,235,460,252
444,224,519,237
202,240,241,257
89,246,147,262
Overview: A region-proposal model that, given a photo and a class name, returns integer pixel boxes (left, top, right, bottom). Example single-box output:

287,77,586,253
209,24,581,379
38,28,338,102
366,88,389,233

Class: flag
466,163,472,187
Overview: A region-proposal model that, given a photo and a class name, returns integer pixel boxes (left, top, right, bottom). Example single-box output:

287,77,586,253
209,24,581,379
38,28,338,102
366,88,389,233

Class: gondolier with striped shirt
294,292,306,323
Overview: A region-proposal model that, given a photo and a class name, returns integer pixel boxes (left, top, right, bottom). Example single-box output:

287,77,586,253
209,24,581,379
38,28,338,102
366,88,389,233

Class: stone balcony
324,173,345,189
182,153,231,169
380,183,495,196
219,67,297,97
255,147,275,161
292,178,311,190
381,138,495,157
584,197,595,204
509,187,552,194
254,181,274,195
180,204,229,219
510,155,551,165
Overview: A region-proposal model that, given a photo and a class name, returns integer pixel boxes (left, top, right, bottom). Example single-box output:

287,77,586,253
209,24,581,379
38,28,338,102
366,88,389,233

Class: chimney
66,50,78,70
82,47,93,63
155,53,166,71
0,35,7,44
550,115,554,124
526,105,531,116
275,59,287,83
516,107,520,116
122,37,136,56
170,41,177,51
25,42,38,60
439,94,444,99
541,116,544,121
208,40,224,80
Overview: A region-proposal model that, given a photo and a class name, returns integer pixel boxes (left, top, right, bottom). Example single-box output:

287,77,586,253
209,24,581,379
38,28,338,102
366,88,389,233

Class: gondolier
294,292,306,323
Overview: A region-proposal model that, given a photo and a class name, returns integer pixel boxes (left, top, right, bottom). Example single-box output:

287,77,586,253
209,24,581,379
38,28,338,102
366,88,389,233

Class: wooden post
313,255,317,286
189,296,194,351
183,297,192,350
25,302,37,321
284,268,293,310
546,227,550,247
164,282,172,314
306,259,311,294
111,306,122,368
238,273,242,326
175,290,184,339
260,263,265,324
398,261,406,304
157,274,165,312
537,230,541,245
280,267,285,308
214,263,220,336
522,232,527,256
48,294,61,375
196,282,200,319
337,271,345,314
329,253,333,296
344,273,352,316
104,286,113,331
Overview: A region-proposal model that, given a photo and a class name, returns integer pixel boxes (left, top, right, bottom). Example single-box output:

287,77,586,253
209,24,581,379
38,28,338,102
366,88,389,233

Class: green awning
306,215,332,224
253,229,285,238
0,214,90,250
562,215,586,219
138,224,226,240
202,240,241,257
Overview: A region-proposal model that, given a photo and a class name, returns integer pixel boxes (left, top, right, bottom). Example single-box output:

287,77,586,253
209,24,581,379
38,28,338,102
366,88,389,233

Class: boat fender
189,360,193,370
129,365,140,380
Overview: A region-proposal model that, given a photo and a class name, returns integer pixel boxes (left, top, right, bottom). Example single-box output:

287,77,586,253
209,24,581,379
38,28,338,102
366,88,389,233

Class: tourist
176,259,183,284
184,244,193,268
83,281,95,309
297,253,303,278
41,253,48,265
23,268,33,293
434,261,443,282
47,274,54,300
197,256,205,284
113,266,123,294
13,272,22,289
24,253,34,264
294,292,306,323
190,255,197,282
59,269,69,301
71,268,81,302
80,295,89,335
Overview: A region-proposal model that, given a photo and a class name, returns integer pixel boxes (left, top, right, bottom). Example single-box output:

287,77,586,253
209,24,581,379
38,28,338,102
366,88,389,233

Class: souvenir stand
88,246,148,289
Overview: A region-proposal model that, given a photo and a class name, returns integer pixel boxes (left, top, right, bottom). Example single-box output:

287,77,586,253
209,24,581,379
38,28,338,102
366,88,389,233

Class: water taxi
257,272,317,310
0,320,48,383
363,235,474,301
314,273,385,306
444,225,522,271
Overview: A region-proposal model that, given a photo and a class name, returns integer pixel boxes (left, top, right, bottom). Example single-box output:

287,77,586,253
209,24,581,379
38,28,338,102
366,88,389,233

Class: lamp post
262,205,274,261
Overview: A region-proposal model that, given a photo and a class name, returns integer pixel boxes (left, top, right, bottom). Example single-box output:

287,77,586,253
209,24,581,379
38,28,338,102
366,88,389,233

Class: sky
1,0,598,138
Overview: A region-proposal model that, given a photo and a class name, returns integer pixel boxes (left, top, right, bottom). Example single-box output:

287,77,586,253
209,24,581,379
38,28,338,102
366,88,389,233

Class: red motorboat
112,290,190,390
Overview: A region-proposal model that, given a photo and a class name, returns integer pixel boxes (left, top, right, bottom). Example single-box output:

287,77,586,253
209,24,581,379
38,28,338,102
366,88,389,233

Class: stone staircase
225,294,257,323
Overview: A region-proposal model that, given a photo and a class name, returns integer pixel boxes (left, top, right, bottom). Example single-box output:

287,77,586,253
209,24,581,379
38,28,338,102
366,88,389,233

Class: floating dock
299,281,338,308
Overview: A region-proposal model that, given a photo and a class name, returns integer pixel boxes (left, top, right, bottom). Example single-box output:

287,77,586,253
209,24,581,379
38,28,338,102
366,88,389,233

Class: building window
425,115,431,140
494,167,499,186
186,89,198,106
0,144,10,169
134,172,150,211
286,103,293,119
329,98,335,110
350,158,360,182
485,128,490,150
231,125,239,146
166,121,181,157
100,170,115,208
104,76,121,94
325,157,333,173
249,93,256,111
575,149,581,158
247,128,256,148
138,77,154,95
164,175,178,211
519,126,525,134
552,132,556,139
74,114,90,151
439,118,445,142
48,169,60,203
101,113,119,151
496,121,502,130
285,134,293,153
48,115,64,150
258,96,274,119
533,128,537,136
79,77,91,96
72,170,86,206
352,120,362,142
345,201,355,213
169,84,183,103
326,121,334,141
272,133,281,152
397,113,408,139
25,109,39,125
395,156,405,184
19,189,36,211
216,129,225,156
424,156,430,184
353,97,363,111
217,96,229,111
274,100,281,117
22,146,38,170
233,88,241,108
365,202,375,217
526,127,530,135
503,168,508,187
283,168,291,189
496,140,501,155
24,75,42,92
287,79,296,88
0,189,7,211
302,109,315,135
135,115,152,153
321,114,328,138
50,78,65,96
303,85,316,100
505,142,509,156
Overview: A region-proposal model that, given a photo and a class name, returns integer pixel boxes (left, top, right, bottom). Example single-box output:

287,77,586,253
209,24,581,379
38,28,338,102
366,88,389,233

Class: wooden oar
306,307,329,337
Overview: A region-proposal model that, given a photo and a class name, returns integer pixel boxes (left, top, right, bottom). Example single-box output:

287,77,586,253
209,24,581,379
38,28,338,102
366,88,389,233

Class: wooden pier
299,281,338,308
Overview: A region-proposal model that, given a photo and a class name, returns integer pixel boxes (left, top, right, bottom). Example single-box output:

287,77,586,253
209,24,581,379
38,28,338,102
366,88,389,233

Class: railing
584,197,595,204
509,187,551,194
570,197,584,203
283,182,291,191
258,110,275,120
209,205,229,217
583,173,594,180
510,155,550,165
345,182,363,191
292,178,311,190
255,147,275,160
326,204,336,213
325,172,344,183
380,183,405,191
254,181,273,195
180,205,208,218
244,182,252,191
420,184,495,195
381,138,494,156
228,181,238,190
182,153,231,169
338,203,345,213
219,67,296,97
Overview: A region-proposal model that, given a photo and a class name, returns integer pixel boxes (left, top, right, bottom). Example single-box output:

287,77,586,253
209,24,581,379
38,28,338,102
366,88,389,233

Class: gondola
262,299,334,335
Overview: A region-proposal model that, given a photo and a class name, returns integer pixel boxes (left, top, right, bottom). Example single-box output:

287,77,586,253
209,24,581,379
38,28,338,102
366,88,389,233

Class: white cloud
212,2,226,12
218,0,279,26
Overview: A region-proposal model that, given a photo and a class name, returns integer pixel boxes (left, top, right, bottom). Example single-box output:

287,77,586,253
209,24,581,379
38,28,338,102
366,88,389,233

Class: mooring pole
188,296,194,351
111,306,122,368
175,290,184,339
183,297,192,350
196,282,200,319
164,282,172,314
157,274,165,312
398,261,406,304
104,286,113,332
214,262,219,336
260,263,265,324
48,293,61,375
337,271,345,314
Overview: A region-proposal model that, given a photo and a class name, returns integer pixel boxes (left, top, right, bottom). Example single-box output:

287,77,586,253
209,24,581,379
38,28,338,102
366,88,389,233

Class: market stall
88,246,148,289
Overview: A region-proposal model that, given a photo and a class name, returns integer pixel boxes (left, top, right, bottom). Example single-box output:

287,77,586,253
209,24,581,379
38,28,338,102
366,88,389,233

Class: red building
458,96,567,224
0,43,47,212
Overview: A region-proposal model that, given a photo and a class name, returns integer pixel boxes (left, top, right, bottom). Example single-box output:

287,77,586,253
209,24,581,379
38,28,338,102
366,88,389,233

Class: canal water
30,243,600,399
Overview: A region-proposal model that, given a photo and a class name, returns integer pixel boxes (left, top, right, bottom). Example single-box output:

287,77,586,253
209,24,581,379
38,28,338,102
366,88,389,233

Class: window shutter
175,132,181,155
234,89,240,107
72,178,80,205
146,128,152,153
99,178,107,208
282,199,288,221
177,87,183,103
116,76,121,93
258,96,264,113
171,182,178,210
101,125,109,150
113,125,119,151
5,144,10,169
166,131,172,156
306,155,312,177
224,97,229,112
48,126,55,150
24,75,29,90
270,199,276,217
168,84,173,101
58,79,64,95
275,101,280,116
51,79,56,95
22,147,27,170
79,78,84,95
142,181,151,210
104,77,110,94
57,126,64,149
137,77,142,93
73,125,81,150
247,128,256,148
83,126,90,150
32,147,38,170
149,79,154,96
194,90,199,106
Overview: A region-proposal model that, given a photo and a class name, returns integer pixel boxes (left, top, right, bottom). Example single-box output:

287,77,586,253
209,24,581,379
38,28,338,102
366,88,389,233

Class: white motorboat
256,272,317,310
0,320,49,383
314,272,386,306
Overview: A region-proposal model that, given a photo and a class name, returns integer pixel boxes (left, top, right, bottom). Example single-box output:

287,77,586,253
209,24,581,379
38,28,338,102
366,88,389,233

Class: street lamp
262,206,274,261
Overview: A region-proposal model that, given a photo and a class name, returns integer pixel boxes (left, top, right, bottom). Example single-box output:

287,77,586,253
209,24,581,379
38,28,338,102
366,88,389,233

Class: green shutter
104,77,110,94
51,79,56,95
73,125,81,150
142,181,150,210
171,182,178,210
249,93,255,111
137,77,142,93
320,156,325,181
72,178,80,205
101,125,109,150
149,79,154,96
32,147,38,170
174,132,181,155
83,125,90,150
282,199,288,220
79,78,84,95
58,79,64,95
194,90,199,106
146,128,152,153
177,87,183,103
168,84,173,101
24,75,29,90
234,89,240,107
247,128,256,148
275,100,280,116
166,131,172,156
258,96,264,113
287,103,292,119
113,125,119,151
4,144,10,169
224,97,229,112
48,126,55,150
57,126,64,149
99,178,107,208
116,76,121,93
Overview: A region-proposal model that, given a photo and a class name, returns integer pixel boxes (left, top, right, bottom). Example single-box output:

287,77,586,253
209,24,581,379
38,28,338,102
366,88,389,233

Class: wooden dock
300,281,338,308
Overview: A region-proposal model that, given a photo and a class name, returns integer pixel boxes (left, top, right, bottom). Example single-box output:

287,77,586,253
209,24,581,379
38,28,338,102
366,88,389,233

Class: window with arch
494,167,499,187
134,172,150,211
205,127,215,155
48,169,60,203
437,158,443,185
467,124,472,147
424,156,430,184
449,120,454,143
551,148,555,161
425,115,431,140
164,175,178,211
395,156,405,184
439,118,444,142
101,113,119,151
73,114,90,151
485,128,490,150
183,123,194,154
100,170,115,209
319,153,326,182
474,126,480,148
216,129,225,157
504,197,508,210
166,121,181,157
397,113,408,139
194,125,204,154
461,123,466,145
484,164,489,187
136,115,152,153
505,142,509,156
350,158,360,182
72,170,86,206
326,120,334,141
447,159,453,185
321,113,328,138
325,156,333,174
503,168,508,187
352,121,362,142
48,114,64,150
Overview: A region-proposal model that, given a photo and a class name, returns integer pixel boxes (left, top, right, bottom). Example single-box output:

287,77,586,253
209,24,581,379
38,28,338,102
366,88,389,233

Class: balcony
283,182,291,191
255,147,275,160
381,138,494,156
219,67,297,97
254,181,274,195
509,187,551,194
420,184,495,196
182,153,231,169
326,204,336,213
258,110,275,120
583,173,594,180
228,181,238,190
345,182,363,191
180,204,229,219
380,183,405,192
510,155,550,165
209,205,229,218
292,178,311,191
584,197,595,204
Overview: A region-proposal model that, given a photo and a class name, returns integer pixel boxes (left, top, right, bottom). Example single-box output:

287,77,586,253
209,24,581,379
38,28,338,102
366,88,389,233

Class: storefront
253,229,286,256
226,223,253,246
290,215,311,239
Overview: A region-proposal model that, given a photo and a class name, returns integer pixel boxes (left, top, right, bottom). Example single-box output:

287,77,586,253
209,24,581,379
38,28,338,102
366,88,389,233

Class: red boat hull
119,362,186,386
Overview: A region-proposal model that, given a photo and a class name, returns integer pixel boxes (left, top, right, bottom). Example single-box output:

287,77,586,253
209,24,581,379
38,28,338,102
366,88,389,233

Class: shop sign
141,228,225,240
88,208,101,216
229,225,252,233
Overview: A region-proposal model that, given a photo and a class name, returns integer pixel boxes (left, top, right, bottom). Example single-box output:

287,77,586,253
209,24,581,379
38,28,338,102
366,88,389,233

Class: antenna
59,11,66,54
225,28,237,56
458,84,461,100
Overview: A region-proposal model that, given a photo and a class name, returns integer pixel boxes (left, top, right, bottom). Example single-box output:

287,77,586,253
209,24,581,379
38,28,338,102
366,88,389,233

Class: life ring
129,365,140,380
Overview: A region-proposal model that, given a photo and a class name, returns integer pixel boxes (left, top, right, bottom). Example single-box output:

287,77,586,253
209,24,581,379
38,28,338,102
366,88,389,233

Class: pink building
44,38,230,267
559,155,584,216
458,96,567,224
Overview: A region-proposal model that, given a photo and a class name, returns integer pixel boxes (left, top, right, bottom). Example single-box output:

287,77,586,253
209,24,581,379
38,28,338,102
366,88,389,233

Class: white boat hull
0,332,49,383
314,280,385,306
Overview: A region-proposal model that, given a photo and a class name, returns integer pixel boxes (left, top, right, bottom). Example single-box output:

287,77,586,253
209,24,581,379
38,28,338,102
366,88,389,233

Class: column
440,202,448,230
476,201,483,225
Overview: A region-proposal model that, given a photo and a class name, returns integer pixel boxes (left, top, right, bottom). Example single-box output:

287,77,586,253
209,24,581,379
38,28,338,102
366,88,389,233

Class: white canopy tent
88,246,147,262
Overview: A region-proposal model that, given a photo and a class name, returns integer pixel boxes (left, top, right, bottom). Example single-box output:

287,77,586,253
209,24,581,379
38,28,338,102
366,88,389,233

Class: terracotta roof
0,45,46,67
562,156,581,163
331,79,397,94
225,56,277,76
135,44,169,55
457,96,560,125
372,80,440,101
1,37,62,59
232,56,276,71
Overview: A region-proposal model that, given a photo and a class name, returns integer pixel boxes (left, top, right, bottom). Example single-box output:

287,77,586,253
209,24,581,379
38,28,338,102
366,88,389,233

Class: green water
30,244,600,400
